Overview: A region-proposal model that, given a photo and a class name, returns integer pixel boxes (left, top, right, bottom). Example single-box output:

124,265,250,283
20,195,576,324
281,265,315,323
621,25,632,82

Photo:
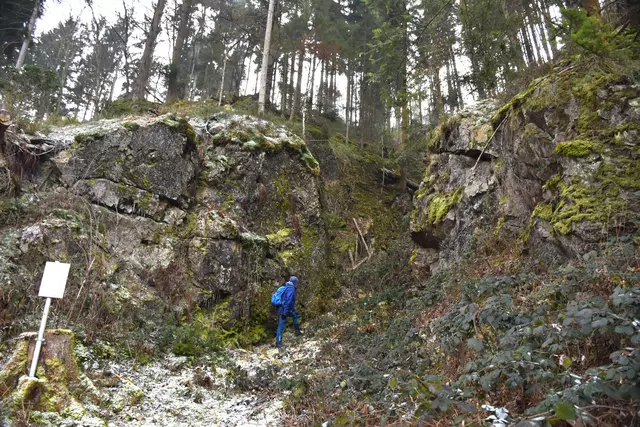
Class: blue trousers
276,313,300,344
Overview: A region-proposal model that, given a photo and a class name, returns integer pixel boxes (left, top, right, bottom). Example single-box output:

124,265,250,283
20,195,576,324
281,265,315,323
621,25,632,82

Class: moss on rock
427,187,464,225
532,181,628,235
554,139,596,157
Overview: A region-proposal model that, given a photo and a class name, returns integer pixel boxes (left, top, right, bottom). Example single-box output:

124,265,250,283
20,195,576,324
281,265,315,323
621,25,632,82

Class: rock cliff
411,63,640,275
0,112,326,350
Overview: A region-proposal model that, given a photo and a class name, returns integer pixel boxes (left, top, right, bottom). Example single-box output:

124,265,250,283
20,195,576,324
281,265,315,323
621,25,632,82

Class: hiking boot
275,341,284,348
294,326,303,336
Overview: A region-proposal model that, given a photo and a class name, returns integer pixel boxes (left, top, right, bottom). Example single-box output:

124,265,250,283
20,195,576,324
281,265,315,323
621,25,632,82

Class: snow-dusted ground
99,340,323,427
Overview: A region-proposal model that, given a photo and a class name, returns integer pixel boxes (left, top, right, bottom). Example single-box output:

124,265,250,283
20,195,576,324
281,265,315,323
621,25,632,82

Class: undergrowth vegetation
281,237,639,426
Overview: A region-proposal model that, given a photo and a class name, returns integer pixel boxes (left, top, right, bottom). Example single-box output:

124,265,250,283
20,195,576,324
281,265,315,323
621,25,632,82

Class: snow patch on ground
98,339,322,426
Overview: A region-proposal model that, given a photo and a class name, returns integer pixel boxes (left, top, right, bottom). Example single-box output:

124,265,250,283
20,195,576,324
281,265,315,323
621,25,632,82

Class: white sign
38,262,71,299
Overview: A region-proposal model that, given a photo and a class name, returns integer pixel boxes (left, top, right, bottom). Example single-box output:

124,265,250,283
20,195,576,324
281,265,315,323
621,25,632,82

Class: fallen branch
380,168,419,191
353,218,372,258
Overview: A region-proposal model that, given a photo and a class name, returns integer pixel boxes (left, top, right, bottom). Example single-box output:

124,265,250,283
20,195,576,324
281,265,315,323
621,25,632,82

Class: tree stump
0,329,80,412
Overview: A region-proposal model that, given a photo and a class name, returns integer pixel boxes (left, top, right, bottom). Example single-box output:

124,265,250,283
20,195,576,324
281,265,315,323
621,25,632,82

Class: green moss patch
427,187,464,225
266,228,292,246
554,139,595,157
532,181,628,235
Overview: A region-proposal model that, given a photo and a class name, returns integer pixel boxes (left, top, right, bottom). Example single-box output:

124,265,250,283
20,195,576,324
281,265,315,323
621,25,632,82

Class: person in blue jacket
276,276,302,348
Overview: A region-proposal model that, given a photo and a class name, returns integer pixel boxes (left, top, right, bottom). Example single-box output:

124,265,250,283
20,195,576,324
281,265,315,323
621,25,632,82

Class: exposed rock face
411,65,640,275
0,113,325,351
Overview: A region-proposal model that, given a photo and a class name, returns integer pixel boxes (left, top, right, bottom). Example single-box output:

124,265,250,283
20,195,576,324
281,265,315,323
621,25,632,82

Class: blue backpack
271,285,286,306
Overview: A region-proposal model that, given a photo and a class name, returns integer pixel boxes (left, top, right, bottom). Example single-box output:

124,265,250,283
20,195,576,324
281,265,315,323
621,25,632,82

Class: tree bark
133,0,167,100
399,11,409,193
268,55,277,106
287,53,295,113
520,27,536,66
318,59,325,114
280,53,288,114
218,54,228,106
167,0,194,102
258,0,277,115
526,18,542,65
290,47,304,120
345,62,351,144
186,5,206,100
15,0,40,68
308,54,316,109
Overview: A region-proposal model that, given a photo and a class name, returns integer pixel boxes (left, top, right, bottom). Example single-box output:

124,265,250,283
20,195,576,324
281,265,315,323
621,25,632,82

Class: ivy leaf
389,376,398,389
467,337,484,351
554,402,577,420
614,325,634,336
591,318,609,328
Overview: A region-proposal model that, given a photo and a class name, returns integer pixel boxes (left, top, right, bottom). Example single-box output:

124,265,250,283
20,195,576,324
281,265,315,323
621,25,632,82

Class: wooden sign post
28,261,70,378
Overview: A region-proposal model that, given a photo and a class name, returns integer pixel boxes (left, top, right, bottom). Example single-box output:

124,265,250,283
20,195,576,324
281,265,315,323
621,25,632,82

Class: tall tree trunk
345,62,351,145
56,46,74,114
359,72,365,145
418,89,423,125
399,13,409,193
258,0,277,115
308,54,316,109
520,28,536,66
109,67,119,102
186,5,206,100
329,56,335,112
318,60,325,114
167,0,193,102
268,56,277,106
16,0,40,68
244,50,253,96
133,0,167,100
280,53,288,114
537,0,559,56
526,18,542,65
287,53,295,113
433,66,444,122
218,54,228,106
290,47,304,120
449,45,464,109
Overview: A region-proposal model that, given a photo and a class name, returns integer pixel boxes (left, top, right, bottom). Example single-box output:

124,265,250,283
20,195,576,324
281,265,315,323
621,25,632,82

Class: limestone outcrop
0,113,326,353
411,64,640,275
